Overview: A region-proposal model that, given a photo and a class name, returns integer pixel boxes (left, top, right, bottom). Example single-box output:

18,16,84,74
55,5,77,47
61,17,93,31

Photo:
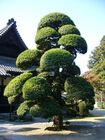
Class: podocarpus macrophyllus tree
4,12,94,129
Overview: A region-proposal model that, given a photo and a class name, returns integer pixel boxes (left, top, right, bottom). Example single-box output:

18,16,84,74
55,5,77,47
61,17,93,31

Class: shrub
58,24,80,35
37,12,75,30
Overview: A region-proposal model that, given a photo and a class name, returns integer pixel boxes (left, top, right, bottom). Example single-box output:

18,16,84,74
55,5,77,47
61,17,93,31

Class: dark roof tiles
0,68,11,76
0,56,23,77
0,19,15,37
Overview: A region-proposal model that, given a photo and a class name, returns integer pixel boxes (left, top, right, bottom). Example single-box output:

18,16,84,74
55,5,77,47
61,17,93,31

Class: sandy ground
0,108,105,140
14,108,105,135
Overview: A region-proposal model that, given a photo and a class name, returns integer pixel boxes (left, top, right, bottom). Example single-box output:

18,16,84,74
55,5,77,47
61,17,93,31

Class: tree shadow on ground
95,118,105,122
45,124,95,134
14,127,39,132
6,127,102,140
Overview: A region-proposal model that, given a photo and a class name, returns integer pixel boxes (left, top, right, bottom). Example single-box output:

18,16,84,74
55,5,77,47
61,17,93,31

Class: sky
0,0,105,74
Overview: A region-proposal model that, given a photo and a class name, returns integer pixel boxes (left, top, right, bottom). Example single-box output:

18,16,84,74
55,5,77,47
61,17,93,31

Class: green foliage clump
30,98,61,118
86,97,95,110
35,27,59,44
17,101,34,116
68,64,81,76
78,100,87,116
64,76,94,101
37,72,49,78
30,105,42,117
16,49,42,69
37,12,75,30
8,95,18,104
58,34,87,54
22,76,51,101
58,24,80,35
4,72,33,98
40,48,74,71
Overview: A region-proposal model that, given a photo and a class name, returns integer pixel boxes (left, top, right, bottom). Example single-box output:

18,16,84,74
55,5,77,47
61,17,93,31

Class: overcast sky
0,0,105,74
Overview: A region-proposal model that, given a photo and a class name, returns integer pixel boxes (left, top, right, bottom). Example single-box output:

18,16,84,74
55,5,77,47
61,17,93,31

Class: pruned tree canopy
58,24,80,36
39,48,74,72
22,76,51,101
58,34,87,55
64,76,94,100
4,12,93,128
37,12,75,30
16,49,42,69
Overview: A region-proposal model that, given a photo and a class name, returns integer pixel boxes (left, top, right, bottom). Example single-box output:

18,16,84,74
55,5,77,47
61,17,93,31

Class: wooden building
0,18,27,112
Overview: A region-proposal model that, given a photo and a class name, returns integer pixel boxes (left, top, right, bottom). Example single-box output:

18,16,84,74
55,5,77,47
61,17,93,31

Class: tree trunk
53,114,63,129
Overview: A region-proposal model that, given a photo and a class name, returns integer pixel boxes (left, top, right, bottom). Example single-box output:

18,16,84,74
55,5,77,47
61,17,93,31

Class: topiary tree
4,12,92,129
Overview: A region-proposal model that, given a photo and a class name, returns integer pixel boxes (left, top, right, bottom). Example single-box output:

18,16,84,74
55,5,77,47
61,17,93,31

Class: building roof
0,18,28,58
0,56,24,77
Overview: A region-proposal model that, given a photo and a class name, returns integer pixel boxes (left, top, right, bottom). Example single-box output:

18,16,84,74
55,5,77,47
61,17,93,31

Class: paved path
90,108,105,116
0,109,105,140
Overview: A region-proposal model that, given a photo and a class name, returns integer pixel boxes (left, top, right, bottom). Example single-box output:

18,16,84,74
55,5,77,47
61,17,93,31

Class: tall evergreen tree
4,12,93,128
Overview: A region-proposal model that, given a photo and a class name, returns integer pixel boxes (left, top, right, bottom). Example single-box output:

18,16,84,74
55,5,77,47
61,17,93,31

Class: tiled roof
0,18,27,50
0,19,16,38
0,56,24,77
0,68,11,76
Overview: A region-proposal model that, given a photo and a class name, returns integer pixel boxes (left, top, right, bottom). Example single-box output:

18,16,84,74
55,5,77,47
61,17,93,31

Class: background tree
4,12,91,129
87,35,105,108
88,35,105,69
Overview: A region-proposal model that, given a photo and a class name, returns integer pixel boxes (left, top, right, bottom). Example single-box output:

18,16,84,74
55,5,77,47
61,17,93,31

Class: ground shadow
14,127,39,132
95,118,105,122
5,128,105,140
